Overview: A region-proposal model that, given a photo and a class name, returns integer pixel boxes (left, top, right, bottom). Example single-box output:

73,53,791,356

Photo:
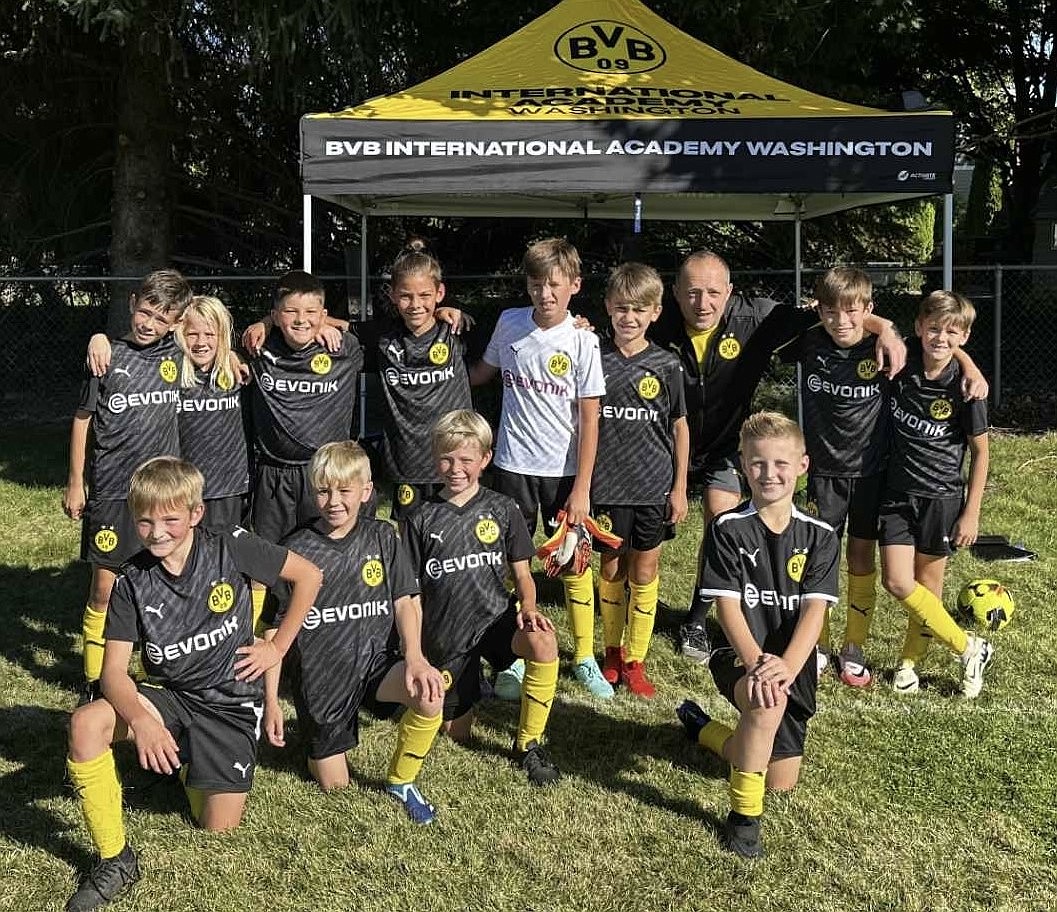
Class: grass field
1,426,1055,912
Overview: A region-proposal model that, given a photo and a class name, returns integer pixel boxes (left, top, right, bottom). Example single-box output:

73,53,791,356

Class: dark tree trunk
107,21,172,335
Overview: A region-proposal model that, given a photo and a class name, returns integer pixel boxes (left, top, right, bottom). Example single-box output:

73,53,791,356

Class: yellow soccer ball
957,579,1015,632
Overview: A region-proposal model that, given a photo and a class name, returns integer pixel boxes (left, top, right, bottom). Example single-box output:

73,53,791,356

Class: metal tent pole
359,212,369,437
302,195,313,272
794,211,804,426
943,193,954,289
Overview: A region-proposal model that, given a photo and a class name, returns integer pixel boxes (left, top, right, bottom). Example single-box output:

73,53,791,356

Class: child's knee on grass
766,755,803,791
444,712,474,743
309,754,350,792
198,791,249,831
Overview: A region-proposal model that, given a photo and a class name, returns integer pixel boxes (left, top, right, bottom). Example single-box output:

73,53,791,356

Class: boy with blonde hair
64,270,191,704
264,441,446,823
592,263,689,697
879,291,992,697
404,411,562,785
65,457,321,912
678,412,839,858
469,238,610,697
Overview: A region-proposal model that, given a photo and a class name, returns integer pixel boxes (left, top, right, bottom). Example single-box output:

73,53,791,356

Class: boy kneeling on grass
678,412,839,858
65,457,320,912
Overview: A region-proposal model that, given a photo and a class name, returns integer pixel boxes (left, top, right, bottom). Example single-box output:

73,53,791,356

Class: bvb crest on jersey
310,353,332,375
428,342,450,365
718,336,741,360
217,372,233,391
159,359,179,383
475,516,500,544
637,374,661,400
786,550,807,582
856,358,879,380
362,557,385,587
396,484,416,507
94,527,118,553
208,581,235,613
930,398,953,420
547,352,572,377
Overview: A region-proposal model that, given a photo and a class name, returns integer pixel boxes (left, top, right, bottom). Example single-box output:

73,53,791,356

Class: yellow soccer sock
82,606,107,682
901,584,968,656
516,658,559,752
844,571,878,647
67,750,125,858
626,577,659,663
386,709,442,785
597,574,627,650
900,616,933,664
817,603,832,651
563,568,596,663
251,588,266,637
699,720,735,758
729,765,766,818
179,765,205,822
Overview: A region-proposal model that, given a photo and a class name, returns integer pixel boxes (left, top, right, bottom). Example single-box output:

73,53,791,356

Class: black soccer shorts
878,492,963,557
806,472,884,541
138,683,261,793
591,502,674,553
80,498,141,570
439,606,519,721
490,466,575,537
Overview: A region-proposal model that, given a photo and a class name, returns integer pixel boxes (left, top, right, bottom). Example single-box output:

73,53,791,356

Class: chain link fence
0,265,1051,427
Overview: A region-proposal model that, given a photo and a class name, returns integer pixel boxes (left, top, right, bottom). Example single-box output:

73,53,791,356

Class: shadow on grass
0,425,69,488
0,706,94,872
472,694,727,835
0,563,87,694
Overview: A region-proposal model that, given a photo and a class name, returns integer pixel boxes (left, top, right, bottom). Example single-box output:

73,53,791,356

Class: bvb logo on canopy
554,20,666,74
856,359,879,380
208,581,235,614
159,359,178,383
718,337,741,360
311,353,332,375
787,552,806,582
428,342,449,365
362,558,385,587
638,375,660,400
930,398,953,420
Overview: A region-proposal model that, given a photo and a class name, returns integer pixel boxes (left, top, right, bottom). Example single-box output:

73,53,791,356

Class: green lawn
1,427,1054,912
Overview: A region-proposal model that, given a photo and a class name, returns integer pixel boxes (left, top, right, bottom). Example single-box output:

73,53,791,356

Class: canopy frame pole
359,212,369,437
794,208,804,426
943,193,953,289
302,194,313,272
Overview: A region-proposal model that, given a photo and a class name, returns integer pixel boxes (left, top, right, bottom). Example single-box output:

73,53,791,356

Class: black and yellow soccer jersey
374,321,472,483
650,297,817,469
79,335,181,501
698,502,839,713
886,342,988,497
273,518,418,726
783,327,889,478
178,369,250,498
404,487,533,667
248,328,363,465
593,339,686,506
105,527,288,706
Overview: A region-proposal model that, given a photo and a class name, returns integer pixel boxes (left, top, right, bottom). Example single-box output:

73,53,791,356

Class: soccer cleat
602,646,624,685
960,634,995,699
837,642,872,688
516,739,561,786
676,699,711,742
385,782,436,825
573,657,614,698
678,623,712,664
65,844,139,912
77,680,102,708
815,646,830,677
892,660,920,695
723,811,764,859
494,658,525,702
620,660,656,698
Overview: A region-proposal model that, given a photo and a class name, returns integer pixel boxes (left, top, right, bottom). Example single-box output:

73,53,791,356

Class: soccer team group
58,237,994,910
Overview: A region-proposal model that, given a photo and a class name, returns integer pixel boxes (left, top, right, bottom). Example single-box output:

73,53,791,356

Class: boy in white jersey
469,238,610,698
678,413,839,858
